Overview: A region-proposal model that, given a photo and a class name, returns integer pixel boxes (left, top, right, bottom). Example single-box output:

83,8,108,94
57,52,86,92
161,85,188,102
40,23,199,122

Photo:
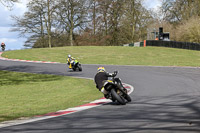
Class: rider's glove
114,71,118,74
113,71,118,77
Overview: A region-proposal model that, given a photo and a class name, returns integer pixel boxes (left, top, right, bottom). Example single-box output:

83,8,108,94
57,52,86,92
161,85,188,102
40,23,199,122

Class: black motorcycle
1,46,5,51
103,71,131,105
71,59,82,71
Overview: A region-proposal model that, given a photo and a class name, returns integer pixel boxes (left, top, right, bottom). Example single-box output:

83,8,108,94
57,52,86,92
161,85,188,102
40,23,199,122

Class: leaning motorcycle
1,46,5,51
70,59,82,71
103,71,131,105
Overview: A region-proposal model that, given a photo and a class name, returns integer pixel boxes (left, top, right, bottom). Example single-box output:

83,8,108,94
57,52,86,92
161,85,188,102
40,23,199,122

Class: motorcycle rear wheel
111,89,126,105
72,67,76,71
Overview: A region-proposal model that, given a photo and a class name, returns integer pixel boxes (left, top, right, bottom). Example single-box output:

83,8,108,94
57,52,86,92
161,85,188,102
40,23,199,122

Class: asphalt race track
0,59,200,133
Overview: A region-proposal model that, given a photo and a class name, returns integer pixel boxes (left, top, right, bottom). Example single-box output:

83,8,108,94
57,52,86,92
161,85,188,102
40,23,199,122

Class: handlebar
111,70,118,77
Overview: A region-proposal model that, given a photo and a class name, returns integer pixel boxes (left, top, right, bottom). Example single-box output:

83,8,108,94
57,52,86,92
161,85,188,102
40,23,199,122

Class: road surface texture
0,59,200,133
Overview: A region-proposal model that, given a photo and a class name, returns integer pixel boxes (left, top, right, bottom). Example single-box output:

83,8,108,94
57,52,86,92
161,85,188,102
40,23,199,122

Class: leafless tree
0,0,18,9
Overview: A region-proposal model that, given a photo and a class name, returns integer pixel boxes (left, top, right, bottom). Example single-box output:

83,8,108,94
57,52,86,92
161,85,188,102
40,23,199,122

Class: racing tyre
111,89,126,105
125,94,131,102
78,65,82,71
72,67,76,71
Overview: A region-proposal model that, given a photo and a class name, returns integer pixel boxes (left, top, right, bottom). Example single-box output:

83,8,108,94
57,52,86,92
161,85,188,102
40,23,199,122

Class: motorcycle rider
94,67,117,98
1,42,5,51
67,54,75,69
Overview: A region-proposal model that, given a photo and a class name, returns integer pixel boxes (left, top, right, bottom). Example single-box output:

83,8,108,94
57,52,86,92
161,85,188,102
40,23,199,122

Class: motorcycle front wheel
78,64,82,71
125,94,132,102
111,89,126,105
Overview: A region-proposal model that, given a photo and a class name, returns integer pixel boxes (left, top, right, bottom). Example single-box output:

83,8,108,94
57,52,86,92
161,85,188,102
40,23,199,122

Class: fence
123,42,144,47
145,40,200,51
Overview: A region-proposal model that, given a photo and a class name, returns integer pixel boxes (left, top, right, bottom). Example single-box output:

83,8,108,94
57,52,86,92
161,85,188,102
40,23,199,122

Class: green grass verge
0,70,102,122
2,46,200,67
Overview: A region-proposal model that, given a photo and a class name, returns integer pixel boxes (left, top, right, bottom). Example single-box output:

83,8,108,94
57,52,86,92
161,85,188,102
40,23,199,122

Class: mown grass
2,46,200,67
0,71,102,122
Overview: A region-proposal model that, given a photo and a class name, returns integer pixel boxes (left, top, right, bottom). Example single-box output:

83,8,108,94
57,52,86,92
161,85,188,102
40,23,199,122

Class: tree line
10,0,152,48
155,0,200,44
7,0,200,48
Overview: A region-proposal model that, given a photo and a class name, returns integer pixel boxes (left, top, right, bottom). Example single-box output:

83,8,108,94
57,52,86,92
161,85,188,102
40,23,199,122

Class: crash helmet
68,54,71,58
97,67,106,72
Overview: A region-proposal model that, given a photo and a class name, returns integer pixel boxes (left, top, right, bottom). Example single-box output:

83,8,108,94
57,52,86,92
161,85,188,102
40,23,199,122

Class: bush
176,17,200,43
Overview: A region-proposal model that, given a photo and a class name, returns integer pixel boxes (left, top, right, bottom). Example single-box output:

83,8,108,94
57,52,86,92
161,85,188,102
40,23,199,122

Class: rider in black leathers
94,67,117,96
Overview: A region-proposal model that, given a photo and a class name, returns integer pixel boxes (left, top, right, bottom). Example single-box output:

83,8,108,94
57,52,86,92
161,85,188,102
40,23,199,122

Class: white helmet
68,54,71,58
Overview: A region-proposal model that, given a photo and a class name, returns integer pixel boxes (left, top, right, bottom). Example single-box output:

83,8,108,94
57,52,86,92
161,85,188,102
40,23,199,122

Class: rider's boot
69,64,72,69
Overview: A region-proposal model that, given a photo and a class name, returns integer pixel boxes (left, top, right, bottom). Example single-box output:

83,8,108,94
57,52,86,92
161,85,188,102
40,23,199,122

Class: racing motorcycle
1,46,5,51
103,71,131,105
70,59,82,71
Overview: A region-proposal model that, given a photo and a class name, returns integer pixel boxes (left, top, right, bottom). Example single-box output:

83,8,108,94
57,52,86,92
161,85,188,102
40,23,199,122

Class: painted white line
0,52,60,64
1,52,200,69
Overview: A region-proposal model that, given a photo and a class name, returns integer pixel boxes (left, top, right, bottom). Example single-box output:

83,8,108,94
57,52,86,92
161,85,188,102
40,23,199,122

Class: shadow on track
1,94,199,133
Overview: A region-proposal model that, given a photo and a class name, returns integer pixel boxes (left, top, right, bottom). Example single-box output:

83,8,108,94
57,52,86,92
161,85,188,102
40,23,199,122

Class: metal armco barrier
146,40,200,51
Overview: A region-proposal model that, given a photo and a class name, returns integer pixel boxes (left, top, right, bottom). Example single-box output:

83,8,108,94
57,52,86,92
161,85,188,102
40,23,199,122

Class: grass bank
2,46,200,67
0,70,102,122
